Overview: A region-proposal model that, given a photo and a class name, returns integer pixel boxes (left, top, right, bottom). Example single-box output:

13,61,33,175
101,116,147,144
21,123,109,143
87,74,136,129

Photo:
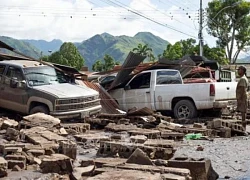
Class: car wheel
174,100,197,119
30,105,49,115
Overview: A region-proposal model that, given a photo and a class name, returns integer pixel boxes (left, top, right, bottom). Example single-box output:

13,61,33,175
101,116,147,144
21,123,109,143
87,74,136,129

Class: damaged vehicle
0,60,101,120
109,69,237,119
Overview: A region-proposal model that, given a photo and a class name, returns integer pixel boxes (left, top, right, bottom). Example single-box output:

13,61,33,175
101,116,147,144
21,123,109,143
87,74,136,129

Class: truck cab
110,69,237,119
0,60,101,119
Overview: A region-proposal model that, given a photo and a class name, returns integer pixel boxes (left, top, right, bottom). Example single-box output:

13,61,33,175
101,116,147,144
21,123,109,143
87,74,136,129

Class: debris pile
207,118,246,137
0,109,226,180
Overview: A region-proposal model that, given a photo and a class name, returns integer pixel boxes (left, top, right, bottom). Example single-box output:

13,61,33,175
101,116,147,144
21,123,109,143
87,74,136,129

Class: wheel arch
27,97,53,113
171,97,197,110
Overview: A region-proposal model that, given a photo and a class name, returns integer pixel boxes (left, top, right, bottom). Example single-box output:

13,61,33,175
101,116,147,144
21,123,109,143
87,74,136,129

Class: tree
203,45,228,65
163,38,197,60
162,38,228,64
92,60,103,72
206,0,250,63
45,42,84,70
103,54,115,71
132,43,153,57
92,54,118,72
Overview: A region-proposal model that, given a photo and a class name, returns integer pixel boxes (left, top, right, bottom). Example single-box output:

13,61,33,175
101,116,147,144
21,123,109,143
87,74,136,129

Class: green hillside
77,32,169,68
0,36,41,58
0,32,169,69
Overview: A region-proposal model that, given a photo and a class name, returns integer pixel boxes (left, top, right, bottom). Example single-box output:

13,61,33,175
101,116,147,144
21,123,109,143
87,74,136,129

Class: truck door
154,70,183,110
123,72,154,111
1,66,28,113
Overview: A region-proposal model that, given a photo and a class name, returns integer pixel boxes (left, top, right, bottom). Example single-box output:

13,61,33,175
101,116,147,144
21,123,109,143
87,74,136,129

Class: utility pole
199,0,203,56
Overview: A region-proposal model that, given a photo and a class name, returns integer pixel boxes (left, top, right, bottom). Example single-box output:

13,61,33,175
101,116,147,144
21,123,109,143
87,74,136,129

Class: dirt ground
174,126,250,180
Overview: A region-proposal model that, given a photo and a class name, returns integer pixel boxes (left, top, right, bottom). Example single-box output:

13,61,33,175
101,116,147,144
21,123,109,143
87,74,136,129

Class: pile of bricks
206,119,246,138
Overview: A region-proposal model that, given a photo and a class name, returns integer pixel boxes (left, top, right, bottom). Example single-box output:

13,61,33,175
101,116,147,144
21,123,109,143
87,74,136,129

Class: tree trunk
233,49,241,64
228,26,236,63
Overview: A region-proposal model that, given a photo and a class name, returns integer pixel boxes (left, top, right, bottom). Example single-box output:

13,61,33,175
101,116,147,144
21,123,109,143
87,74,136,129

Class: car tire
30,105,49,115
173,100,197,119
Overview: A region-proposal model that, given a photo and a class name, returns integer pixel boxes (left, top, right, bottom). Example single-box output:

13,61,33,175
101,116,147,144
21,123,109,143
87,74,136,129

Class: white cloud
0,0,216,46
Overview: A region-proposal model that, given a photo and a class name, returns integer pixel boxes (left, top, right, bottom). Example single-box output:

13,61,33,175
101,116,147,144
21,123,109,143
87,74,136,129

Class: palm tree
132,43,153,57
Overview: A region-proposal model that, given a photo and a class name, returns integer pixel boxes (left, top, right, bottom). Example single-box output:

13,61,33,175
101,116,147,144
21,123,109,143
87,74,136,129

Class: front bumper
50,105,102,119
213,101,228,109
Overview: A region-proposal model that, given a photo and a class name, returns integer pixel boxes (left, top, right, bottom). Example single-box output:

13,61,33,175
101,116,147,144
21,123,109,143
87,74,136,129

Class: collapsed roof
108,54,220,91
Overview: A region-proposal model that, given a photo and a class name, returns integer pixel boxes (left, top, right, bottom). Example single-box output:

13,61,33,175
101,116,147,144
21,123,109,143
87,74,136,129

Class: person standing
236,65,249,130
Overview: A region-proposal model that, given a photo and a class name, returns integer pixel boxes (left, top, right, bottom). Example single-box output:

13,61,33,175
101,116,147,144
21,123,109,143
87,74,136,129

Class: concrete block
128,129,161,139
59,140,77,159
74,134,109,143
213,119,231,128
126,148,153,165
130,135,147,144
97,141,176,160
7,160,26,170
27,149,45,157
168,157,219,180
206,121,214,129
5,155,26,162
144,139,174,148
218,127,231,138
5,155,26,170
231,123,245,133
1,119,18,130
62,123,90,133
40,154,73,174
193,123,203,128
86,158,126,168
103,163,191,177
0,157,8,177
4,147,22,155
161,132,184,141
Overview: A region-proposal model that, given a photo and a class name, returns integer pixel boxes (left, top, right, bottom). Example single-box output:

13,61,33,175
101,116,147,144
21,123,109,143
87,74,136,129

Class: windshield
24,66,69,86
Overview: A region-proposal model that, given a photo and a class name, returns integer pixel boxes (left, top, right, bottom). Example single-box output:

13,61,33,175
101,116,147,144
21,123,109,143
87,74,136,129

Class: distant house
221,63,250,81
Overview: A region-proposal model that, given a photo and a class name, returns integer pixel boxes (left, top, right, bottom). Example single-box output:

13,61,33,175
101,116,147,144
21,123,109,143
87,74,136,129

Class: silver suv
0,60,101,119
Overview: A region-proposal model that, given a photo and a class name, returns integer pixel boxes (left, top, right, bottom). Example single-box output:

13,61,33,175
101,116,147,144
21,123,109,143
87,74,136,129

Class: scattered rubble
0,108,242,179
207,118,246,137
168,157,219,180
0,157,8,178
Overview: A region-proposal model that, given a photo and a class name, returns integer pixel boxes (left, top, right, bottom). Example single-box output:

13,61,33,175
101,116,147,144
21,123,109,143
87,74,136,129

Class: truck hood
33,83,99,98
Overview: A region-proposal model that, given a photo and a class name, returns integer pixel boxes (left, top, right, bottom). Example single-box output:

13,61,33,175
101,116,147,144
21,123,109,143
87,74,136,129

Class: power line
135,0,197,31
99,0,197,39
159,0,197,11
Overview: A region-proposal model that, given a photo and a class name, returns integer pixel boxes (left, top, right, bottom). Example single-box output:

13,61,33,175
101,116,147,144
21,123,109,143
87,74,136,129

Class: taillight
210,84,215,96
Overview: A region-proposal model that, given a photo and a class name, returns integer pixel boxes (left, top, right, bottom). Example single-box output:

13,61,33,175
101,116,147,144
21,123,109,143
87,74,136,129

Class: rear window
156,71,182,85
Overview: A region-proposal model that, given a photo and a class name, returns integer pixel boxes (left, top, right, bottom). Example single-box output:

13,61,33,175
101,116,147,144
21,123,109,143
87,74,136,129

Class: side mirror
20,80,27,88
10,77,18,88
124,85,131,90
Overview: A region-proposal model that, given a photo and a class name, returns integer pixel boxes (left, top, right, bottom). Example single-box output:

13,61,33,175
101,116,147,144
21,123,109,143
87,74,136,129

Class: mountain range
0,32,169,69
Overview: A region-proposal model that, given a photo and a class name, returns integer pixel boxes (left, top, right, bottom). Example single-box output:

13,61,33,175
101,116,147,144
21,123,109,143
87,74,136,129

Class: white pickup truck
109,69,237,119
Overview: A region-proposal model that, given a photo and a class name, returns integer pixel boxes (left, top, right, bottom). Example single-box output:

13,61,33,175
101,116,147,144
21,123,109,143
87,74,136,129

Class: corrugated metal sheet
157,57,196,77
80,81,121,114
109,51,146,90
0,52,31,61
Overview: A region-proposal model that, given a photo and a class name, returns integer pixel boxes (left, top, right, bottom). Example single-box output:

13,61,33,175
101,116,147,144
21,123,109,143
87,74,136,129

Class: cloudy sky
1,0,249,59
0,0,216,43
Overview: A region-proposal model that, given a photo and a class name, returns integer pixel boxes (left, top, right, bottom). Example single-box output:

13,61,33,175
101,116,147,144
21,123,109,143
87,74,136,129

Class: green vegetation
133,43,156,62
0,36,41,58
92,54,119,72
42,42,84,70
163,38,227,65
206,0,250,63
77,32,169,68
